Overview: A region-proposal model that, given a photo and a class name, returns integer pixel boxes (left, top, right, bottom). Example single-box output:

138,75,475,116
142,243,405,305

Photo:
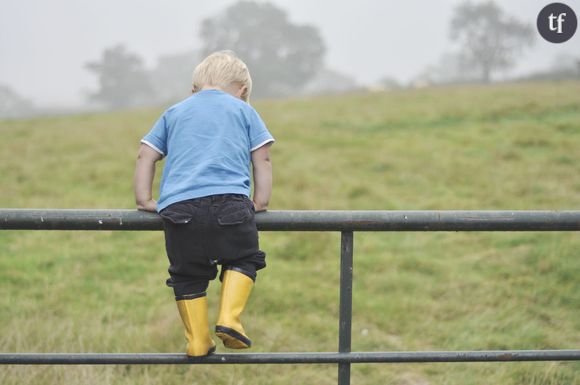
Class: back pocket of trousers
160,204,195,224
217,202,252,226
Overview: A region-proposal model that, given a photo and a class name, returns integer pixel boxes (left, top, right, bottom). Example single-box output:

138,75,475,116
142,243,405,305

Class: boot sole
215,325,252,349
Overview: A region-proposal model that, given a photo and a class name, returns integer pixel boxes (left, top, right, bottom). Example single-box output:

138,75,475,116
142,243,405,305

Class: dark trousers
159,194,266,300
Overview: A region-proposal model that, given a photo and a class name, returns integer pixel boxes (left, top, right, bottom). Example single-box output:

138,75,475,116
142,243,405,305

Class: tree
149,51,201,105
417,52,481,86
450,1,534,83
85,44,152,109
519,53,580,82
0,85,35,119
200,1,325,98
301,68,358,95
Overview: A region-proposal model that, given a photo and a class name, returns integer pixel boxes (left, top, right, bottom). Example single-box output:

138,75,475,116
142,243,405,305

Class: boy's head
192,51,252,102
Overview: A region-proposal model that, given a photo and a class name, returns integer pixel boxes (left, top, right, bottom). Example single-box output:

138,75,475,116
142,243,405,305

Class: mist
0,0,578,114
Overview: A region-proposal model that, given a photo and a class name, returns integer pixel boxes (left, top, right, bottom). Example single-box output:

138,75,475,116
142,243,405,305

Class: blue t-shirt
141,89,275,212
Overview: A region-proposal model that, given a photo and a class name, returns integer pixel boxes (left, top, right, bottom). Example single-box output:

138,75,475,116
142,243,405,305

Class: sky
0,0,579,107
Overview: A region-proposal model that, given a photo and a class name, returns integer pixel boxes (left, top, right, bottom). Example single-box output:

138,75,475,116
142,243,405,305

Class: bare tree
450,1,534,83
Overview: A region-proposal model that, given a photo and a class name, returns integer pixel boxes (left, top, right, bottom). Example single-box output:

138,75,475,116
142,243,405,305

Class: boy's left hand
252,201,268,212
137,199,157,212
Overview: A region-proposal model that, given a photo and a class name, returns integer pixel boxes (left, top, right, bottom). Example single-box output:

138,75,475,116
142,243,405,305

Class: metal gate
1,209,580,385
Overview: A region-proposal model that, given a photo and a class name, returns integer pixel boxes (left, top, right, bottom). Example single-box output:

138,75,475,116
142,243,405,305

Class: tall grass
1,82,579,384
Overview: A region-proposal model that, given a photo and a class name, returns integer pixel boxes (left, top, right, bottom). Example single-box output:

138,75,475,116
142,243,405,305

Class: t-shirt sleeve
141,114,168,156
246,107,275,152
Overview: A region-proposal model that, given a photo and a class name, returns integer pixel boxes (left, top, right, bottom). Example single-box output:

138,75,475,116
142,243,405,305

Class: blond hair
192,51,252,102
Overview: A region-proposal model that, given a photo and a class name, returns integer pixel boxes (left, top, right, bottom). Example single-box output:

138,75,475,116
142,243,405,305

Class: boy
134,51,274,357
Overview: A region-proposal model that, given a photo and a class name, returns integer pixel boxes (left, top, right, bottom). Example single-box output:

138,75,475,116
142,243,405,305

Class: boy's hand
251,143,272,213
137,199,157,212
134,143,162,213
252,201,268,212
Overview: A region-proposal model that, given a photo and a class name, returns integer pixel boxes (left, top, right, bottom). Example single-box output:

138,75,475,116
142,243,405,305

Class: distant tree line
85,1,326,109
4,0,578,118
410,1,578,88
410,1,537,87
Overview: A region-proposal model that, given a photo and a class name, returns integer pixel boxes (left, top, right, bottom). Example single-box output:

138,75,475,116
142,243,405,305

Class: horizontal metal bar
1,350,579,365
2,209,580,231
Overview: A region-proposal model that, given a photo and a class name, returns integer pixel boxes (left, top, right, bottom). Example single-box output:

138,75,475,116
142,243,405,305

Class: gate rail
2,209,580,231
2,209,580,385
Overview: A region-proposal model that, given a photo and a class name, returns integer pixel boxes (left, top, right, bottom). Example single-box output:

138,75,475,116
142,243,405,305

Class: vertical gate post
338,231,354,385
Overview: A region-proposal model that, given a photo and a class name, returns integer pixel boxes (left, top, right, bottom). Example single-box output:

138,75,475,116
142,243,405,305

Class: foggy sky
0,0,578,107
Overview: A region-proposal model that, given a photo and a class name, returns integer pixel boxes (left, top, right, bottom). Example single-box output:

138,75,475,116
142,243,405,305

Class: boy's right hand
137,199,157,212
134,144,162,213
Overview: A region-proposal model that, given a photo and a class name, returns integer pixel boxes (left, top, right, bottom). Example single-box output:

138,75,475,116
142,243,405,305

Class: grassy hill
1,82,579,384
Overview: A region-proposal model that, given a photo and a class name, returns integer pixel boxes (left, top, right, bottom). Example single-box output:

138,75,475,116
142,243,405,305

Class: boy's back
142,89,273,211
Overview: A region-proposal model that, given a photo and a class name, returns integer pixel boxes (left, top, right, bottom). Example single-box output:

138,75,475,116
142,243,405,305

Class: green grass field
1,82,579,384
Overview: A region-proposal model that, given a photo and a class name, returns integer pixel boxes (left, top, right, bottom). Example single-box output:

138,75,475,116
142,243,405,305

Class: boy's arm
134,144,163,212
251,143,273,212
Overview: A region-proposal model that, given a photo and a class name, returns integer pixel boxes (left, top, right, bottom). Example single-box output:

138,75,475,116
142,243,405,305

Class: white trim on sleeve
141,139,165,156
250,138,275,152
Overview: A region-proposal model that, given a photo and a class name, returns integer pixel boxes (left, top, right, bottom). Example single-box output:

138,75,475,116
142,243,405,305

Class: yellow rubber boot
215,270,254,349
176,296,216,356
